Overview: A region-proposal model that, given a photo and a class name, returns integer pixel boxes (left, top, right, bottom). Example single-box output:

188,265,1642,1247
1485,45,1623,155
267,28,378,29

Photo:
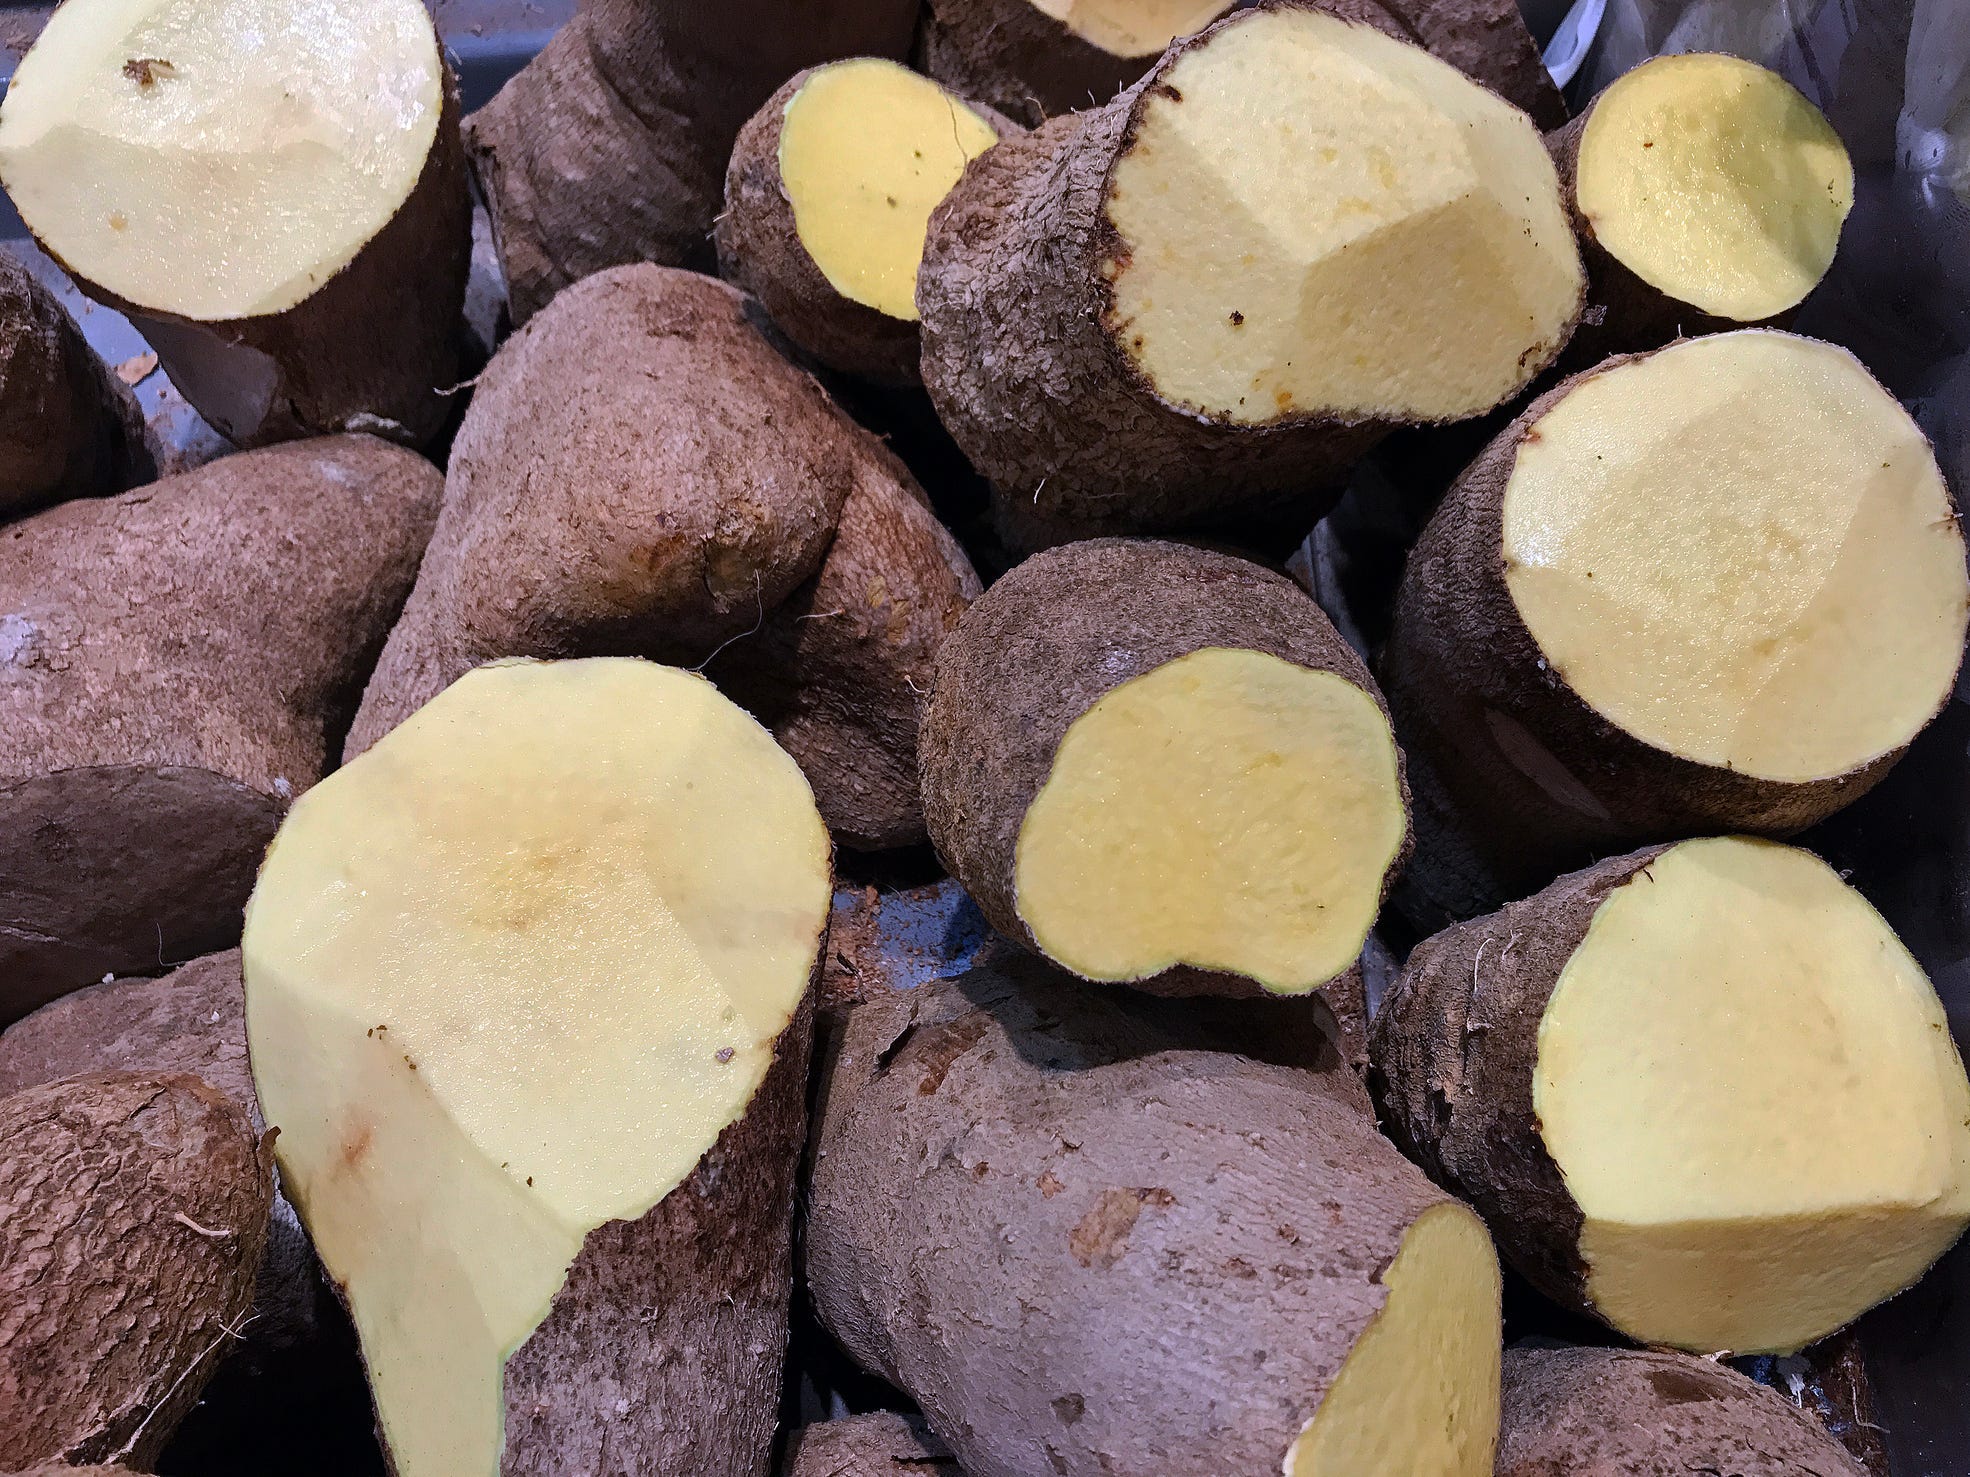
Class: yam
244,657,831,1477
1380,0,1567,128
0,1072,272,1468
805,956,1503,1477
1382,330,1967,901
466,0,919,325
919,539,1409,999
1372,835,1970,1354
783,1412,959,1477
0,436,442,1023
917,3,1582,541
0,0,471,448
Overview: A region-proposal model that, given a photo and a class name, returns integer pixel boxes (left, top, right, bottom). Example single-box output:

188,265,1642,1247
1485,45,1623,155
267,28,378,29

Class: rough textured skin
919,539,1409,995
0,1073,273,1469
0,251,152,519
1369,847,1662,1319
1497,1347,1869,1476
0,437,443,1022
1380,354,1930,908
498,999,814,1477
466,0,919,325
806,957,1458,1477
61,76,470,449
1385,0,1567,128
782,1412,959,1476
712,444,981,850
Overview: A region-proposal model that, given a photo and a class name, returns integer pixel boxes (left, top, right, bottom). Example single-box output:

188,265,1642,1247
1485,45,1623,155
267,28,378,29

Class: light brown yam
1496,1347,1867,1477
0,1072,273,1469
0,437,442,1023
466,0,919,326
0,251,152,518
782,1411,961,1477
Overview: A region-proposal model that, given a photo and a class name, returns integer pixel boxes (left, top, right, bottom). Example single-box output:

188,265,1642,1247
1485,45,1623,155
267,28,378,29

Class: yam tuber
782,1412,960,1476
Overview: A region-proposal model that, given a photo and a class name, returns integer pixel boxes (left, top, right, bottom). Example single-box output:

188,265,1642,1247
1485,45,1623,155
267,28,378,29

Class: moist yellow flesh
1503,331,1967,783
243,659,830,1477
0,0,441,319
1286,1203,1502,1476
1578,53,1853,321
1100,9,1581,424
1535,837,1970,1354
1013,648,1405,993
779,58,998,322
1026,0,1231,56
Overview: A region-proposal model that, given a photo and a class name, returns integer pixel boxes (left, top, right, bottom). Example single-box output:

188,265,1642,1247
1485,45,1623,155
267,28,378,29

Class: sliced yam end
1028,0,1234,57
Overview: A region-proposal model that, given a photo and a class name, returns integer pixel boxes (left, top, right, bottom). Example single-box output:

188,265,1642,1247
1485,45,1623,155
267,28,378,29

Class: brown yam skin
466,0,919,325
919,539,1409,997
805,956,1456,1477
0,252,152,518
783,1412,960,1476
59,76,470,449
1497,1347,1868,1477
0,1073,273,1469
499,999,814,1477
1370,846,1663,1321
0,437,442,1023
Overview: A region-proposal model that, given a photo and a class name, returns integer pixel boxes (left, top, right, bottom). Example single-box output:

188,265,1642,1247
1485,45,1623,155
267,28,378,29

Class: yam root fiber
1382,330,1967,905
0,250,152,519
0,0,471,448
347,265,977,850
0,436,442,1023
917,3,1582,542
918,539,1409,999
0,1072,272,1469
1496,1347,1867,1476
466,0,919,325
1372,836,1970,1355
717,60,1009,386
806,956,1503,1477
782,1412,960,1476
246,658,831,1477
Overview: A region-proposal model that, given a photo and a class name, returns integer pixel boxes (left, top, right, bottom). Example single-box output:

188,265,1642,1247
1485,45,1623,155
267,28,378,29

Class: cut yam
1379,0,1567,129
1372,836,1970,1354
1383,330,1968,900
466,0,919,324
0,251,152,518
0,436,441,1022
1552,54,1853,359
0,0,470,447
918,3,1582,540
1497,1347,1868,1476
806,956,1502,1477
0,1072,272,1469
244,658,832,1477
920,540,1408,998
783,1412,960,1477
718,60,1006,384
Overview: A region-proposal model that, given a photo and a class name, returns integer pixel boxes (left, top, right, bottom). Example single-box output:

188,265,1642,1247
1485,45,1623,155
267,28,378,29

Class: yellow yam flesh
1028,0,1231,56
1535,837,1970,1353
1578,53,1853,321
1503,331,1967,783
779,59,999,322
1100,9,1581,425
1013,648,1405,993
0,0,442,320
243,659,831,1477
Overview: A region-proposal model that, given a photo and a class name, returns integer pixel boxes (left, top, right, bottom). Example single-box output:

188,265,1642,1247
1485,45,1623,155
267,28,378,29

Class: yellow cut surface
1027,0,1231,56
1535,836,1970,1354
1578,53,1853,321
1287,1202,1502,1476
0,0,442,320
1100,8,1581,425
243,659,830,1477
1503,331,1967,783
779,58,998,322
1014,648,1405,993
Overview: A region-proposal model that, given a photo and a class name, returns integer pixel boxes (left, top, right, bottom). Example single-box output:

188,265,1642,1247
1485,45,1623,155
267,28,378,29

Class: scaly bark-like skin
783,1412,960,1476
0,438,442,1022
806,957,1453,1477
1497,1347,1868,1477
0,252,152,519
918,539,1409,998
0,1073,273,1469
466,0,919,326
